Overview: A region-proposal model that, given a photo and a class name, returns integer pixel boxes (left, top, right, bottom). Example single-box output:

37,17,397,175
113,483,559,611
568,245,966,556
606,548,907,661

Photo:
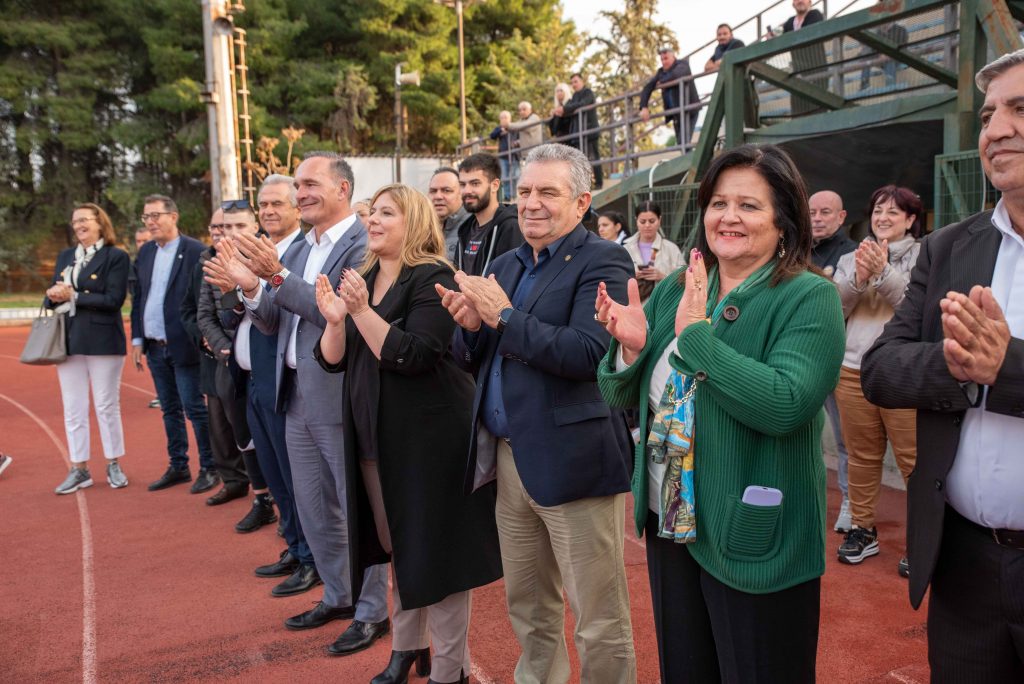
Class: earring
777,235,786,259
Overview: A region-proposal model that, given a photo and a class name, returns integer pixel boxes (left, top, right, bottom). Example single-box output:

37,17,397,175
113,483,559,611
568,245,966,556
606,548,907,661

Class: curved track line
0,354,152,398
0,391,98,684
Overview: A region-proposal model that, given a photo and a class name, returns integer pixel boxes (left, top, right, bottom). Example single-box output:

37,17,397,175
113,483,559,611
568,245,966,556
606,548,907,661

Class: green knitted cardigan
598,267,845,594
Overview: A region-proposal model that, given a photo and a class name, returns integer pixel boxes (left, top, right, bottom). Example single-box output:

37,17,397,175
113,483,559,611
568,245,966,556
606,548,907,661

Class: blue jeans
146,345,213,471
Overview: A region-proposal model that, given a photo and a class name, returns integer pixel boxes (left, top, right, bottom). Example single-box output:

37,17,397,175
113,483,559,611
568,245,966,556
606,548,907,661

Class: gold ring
593,313,609,324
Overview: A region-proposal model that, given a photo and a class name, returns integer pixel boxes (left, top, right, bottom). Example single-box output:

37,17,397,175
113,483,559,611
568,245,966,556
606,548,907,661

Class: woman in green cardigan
596,144,845,683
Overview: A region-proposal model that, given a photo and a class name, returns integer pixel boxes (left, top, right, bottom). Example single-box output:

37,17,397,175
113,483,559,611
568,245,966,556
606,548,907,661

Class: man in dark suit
861,51,1024,680
555,73,603,189
224,153,388,654
440,143,637,682
131,194,217,492
782,0,827,116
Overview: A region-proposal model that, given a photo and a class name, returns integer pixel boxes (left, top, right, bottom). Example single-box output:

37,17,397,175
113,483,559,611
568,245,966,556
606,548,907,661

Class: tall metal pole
200,0,240,209
395,65,403,183
457,0,468,144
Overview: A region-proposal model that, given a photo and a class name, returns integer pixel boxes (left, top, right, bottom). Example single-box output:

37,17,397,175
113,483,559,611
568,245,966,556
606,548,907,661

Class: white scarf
57,239,104,317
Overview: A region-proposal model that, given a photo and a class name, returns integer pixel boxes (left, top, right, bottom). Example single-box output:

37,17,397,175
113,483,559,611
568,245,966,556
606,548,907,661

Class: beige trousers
834,366,917,529
496,440,637,684
361,461,472,682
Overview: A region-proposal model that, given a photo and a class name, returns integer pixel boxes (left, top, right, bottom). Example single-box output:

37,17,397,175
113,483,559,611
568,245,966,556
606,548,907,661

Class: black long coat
316,261,503,610
45,245,129,356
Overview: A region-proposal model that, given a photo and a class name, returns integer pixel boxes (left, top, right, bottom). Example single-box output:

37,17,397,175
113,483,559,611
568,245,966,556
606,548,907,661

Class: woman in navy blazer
44,203,131,494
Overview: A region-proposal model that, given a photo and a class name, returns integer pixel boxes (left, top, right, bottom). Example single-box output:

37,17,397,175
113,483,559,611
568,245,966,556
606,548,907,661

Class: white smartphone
741,485,783,507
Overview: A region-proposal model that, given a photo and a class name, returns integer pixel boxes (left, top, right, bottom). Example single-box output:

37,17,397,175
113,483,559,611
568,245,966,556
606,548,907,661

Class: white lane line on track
0,391,98,684
0,354,150,398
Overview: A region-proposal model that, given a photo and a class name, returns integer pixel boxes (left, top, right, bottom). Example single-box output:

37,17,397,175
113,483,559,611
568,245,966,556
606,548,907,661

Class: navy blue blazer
453,224,635,507
45,244,129,356
130,233,206,365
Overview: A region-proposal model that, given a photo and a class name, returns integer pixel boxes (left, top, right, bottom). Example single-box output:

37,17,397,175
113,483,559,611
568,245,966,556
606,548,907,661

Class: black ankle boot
370,648,431,684
428,669,466,684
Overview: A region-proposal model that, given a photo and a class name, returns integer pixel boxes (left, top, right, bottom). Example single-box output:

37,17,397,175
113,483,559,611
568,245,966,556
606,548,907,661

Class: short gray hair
303,151,355,199
524,143,593,198
258,174,297,207
976,48,1024,92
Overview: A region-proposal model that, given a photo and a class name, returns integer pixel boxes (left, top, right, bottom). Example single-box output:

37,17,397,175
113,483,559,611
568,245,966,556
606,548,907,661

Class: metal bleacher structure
458,0,1024,244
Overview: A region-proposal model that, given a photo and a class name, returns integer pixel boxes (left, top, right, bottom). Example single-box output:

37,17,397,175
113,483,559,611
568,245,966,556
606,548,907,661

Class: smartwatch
496,306,514,334
270,268,290,288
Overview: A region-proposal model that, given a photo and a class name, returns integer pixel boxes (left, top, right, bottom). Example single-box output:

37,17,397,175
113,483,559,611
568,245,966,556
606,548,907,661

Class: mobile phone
741,485,783,507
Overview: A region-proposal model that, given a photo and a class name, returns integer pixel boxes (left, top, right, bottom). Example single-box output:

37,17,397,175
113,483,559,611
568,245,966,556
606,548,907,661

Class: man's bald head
809,190,847,242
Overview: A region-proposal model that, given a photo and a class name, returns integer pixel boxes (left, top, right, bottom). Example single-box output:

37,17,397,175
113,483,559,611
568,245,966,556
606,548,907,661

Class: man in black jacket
639,47,701,146
782,0,827,116
809,189,857,277
456,153,524,276
556,73,603,189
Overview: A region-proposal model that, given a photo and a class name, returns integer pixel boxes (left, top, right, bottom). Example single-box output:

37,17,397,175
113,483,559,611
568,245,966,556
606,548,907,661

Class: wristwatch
496,307,514,334
270,268,290,288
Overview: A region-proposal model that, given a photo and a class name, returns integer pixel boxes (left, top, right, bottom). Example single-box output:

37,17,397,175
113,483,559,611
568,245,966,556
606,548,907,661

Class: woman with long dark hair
622,200,684,302
596,144,844,682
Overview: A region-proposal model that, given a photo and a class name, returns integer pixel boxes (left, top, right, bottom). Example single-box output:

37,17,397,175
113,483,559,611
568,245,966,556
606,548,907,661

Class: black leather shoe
284,601,355,631
205,482,248,506
327,619,391,656
371,648,431,684
189,468,220,494
235,496,277,533
255,550,299,578
272,564,321,597
428,671,467,684
147,467,191,491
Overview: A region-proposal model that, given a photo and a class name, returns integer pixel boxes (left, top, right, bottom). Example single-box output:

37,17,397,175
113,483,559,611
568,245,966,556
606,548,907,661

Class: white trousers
55,355,126,464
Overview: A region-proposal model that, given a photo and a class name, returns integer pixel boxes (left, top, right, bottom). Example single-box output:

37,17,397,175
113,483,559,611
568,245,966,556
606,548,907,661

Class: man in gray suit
223,151,389,655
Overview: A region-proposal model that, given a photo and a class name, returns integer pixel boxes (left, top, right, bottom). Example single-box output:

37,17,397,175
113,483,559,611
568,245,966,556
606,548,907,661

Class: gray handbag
19,305,68,365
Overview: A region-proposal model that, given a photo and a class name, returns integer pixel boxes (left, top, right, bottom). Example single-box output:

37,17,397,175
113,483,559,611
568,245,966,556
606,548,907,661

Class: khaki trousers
361,461,473,682
496,440,637,684
834,366,917,529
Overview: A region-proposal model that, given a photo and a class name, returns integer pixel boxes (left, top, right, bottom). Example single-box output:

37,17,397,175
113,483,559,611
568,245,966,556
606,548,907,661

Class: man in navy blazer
130,194,216,492
441,143,637,683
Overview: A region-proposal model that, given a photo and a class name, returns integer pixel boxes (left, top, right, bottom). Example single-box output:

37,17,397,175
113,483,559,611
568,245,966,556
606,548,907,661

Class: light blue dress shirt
141,237,180,343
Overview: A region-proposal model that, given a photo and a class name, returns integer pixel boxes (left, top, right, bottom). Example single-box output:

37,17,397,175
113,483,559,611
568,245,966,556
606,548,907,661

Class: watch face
270,274,284,287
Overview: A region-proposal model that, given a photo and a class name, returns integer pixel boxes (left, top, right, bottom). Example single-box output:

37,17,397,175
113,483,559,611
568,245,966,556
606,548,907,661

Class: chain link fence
933,150,1000,229
628,183,703,248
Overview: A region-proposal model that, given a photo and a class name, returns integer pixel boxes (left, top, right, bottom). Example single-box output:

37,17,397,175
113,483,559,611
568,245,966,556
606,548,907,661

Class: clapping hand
453,271,512,329
436,281,483,332
315,273,348,326
595,278,647,365
211,239,260,293
337,268,370,317
675,249,709,335
854,239,888,287
940,285,1011,386
46,283,72,303
234,232,284,279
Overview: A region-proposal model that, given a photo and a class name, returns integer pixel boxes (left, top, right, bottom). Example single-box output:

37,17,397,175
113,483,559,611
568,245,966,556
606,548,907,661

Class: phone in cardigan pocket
741,485,783,507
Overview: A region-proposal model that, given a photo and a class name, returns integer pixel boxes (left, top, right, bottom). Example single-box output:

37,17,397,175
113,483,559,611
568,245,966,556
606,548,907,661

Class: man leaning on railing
639,46,700,148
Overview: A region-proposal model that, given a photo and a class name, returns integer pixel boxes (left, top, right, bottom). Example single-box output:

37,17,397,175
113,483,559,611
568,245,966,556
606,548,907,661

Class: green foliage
0,0,582,287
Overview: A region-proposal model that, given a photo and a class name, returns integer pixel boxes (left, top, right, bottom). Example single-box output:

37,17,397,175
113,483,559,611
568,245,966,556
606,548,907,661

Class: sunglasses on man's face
221,199,251,211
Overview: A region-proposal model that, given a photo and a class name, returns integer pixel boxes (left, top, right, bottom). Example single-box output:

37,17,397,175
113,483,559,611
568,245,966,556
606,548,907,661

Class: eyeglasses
70,217,96,226
140,211,172,222
221,199,251,211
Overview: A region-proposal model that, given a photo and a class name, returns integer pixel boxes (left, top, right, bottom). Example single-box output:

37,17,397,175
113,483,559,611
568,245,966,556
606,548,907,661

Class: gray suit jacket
248,220,368,423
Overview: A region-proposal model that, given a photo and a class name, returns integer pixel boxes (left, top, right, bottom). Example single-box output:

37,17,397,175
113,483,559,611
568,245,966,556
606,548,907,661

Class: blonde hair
553,82,572,108
359,184,452,276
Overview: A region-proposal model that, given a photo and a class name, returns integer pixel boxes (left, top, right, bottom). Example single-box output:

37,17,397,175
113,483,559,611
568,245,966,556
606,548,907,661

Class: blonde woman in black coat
45,203,130,494
314,184,501,684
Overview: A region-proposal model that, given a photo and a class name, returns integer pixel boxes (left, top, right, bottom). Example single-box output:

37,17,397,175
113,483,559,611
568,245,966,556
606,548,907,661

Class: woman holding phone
622,201,684,302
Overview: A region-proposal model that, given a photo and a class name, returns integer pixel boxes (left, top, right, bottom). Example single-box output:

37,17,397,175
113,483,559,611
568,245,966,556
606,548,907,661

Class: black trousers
580,136,603,188
207,393,248,487
928,506,1024,682
644,511,819,683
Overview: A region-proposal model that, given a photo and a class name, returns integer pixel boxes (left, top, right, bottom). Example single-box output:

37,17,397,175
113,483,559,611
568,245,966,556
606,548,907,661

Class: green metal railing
933,150,1000,228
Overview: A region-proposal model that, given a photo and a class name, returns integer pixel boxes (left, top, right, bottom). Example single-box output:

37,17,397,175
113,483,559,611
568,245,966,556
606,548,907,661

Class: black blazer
45,245,129,356
130,234,206,365
861,211,1024,608
315,262,502,610
452,224,635,507
561,87,600,142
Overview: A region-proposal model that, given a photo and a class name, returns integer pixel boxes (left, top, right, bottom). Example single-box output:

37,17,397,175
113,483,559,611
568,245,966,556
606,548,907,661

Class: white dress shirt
946,199,1024,530
234,228,303,371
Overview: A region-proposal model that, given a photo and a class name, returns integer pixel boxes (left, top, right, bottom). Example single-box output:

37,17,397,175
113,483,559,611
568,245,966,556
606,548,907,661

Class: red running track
0,324,929,683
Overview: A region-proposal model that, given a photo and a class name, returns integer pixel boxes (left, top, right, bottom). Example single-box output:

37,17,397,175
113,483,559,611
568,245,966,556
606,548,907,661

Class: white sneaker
107,461,128,489
0,454,12,478
55,467,93,495
834,496,851,533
